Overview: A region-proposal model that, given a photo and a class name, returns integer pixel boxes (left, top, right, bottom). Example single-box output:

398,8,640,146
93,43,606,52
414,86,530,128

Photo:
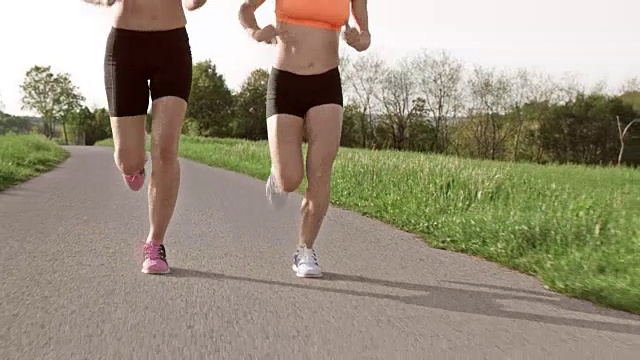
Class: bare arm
183,0,207,11
351,0,369,33
238,0,265,36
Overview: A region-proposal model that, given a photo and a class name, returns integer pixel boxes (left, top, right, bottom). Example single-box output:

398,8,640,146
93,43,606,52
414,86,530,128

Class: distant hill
0,111,42,123
23,116,43,124
0,111,43,135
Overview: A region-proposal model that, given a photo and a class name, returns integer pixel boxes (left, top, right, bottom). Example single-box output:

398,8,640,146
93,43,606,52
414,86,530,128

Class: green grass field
0,134,69,191
97,136,640,314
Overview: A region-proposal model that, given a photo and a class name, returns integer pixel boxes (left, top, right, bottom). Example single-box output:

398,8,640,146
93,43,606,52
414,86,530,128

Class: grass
0,134,69,191
96,136,640,314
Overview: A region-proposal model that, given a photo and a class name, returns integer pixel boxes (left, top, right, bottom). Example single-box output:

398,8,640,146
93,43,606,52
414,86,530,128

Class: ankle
123,167,144,177
146,237,163,245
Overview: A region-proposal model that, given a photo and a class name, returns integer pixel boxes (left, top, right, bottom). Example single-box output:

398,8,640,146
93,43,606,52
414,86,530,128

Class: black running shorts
266,67,343,119
104,27,193,117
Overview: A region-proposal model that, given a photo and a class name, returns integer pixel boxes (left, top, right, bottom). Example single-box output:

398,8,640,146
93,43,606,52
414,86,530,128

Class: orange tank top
275,0,351,32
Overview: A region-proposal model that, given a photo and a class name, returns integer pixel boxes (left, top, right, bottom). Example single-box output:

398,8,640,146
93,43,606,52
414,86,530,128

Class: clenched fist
251,24,292,45
343,24,371,52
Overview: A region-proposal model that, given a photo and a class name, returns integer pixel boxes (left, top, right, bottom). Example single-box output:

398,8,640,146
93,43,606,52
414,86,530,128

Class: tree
340,102,365,147
344,52,387,148
502,69,560,162
616,117,640,165
503,69,532,161
90,108,112,145
20,65,85,142
412,50,464,153
620,77,640,93
466,66,513,160
184,60,234,137
555,72,580,103
232,68,269,140
67,106,92,144
539,94,637,164
619,90,640,113
60,106,112,145
376,58,423,150
613,79,639,165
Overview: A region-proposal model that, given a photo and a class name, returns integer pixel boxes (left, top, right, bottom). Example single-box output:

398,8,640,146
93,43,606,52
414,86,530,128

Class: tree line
1,65,111,145
8,51,640,166
338,51,640,166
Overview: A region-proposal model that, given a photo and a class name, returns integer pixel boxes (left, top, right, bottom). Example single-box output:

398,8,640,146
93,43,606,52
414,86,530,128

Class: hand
343,24,371,52
251,25,291,45
83,0,117,6
184,0,207,11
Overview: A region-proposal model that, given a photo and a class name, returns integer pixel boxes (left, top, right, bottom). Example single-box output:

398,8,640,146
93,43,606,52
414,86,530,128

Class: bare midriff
272,0,350,75
273,23,342,75
111,0,187,31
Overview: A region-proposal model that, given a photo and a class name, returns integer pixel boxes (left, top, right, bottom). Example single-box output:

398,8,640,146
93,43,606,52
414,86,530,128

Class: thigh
304,104,343,188
267,114,305,180
149,28,192,104
266,67,307,180
110,115,147,157
150,97,188,156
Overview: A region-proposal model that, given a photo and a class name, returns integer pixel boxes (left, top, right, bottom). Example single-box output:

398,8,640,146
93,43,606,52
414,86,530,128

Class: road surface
1,146,639,359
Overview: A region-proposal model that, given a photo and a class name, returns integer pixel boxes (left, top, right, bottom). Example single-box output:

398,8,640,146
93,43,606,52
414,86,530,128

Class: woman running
238,0,371,278
84,0,207,274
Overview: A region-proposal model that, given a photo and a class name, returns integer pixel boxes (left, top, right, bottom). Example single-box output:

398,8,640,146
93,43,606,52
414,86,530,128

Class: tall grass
0,134,69,190
97,136,640,313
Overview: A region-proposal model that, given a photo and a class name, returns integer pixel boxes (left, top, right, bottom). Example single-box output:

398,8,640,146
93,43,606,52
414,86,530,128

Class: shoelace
125,168,145,181
298,248,318,265
143,243,165,261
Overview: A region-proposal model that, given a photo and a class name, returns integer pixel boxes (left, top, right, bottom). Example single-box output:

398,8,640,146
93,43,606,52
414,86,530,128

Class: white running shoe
265,172,288,209
292,246,323,278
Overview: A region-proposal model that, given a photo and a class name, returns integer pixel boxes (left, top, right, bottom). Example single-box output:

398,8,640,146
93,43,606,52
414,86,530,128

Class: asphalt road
1,146,639,359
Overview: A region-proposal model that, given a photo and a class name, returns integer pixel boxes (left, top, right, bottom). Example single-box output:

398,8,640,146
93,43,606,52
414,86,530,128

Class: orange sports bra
275,0,351,32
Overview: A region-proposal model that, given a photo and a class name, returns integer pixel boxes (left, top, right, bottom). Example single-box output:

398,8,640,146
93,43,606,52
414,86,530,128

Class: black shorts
266,67,343,119
104,27,192,118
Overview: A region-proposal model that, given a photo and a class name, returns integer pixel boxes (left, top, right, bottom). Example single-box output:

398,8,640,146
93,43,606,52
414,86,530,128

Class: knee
307,166,333,197
151,143,178,166
114,147,145,175
274,169,303,193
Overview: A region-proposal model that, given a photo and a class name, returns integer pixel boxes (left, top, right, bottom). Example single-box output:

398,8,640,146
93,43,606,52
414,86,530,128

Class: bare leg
147,96,187,244
267,114,305,192
110,115,147,177
266,114,305,198
299,104,343,249
286,104,343,278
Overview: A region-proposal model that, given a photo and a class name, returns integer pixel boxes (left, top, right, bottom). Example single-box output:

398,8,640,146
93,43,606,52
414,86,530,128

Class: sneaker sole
141,268,171,275
292,264,323,278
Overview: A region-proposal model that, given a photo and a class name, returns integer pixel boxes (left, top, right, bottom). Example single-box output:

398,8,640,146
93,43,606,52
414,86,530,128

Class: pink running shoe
124,168,146,191
124,134,149,191
141,241,170,274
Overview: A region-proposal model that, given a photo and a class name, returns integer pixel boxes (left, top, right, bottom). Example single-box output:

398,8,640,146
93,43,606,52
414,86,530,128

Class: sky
0,0,638,116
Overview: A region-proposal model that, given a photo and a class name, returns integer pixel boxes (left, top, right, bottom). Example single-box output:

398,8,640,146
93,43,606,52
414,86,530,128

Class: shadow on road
168,267,640,336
